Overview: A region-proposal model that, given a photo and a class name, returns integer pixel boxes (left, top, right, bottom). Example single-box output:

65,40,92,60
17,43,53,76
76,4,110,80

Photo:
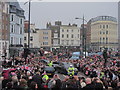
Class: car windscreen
44,67,55,71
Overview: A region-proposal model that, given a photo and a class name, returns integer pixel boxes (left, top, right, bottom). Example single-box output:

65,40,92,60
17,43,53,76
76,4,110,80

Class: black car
43,66,55,77
54,62,78,75
39,59,49,65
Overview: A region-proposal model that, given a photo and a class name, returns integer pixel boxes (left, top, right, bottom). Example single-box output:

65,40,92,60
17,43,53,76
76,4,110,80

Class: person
42,72,49,83
103,48,108,67
67,65,75,76
42,72,49,89
48,60,53,67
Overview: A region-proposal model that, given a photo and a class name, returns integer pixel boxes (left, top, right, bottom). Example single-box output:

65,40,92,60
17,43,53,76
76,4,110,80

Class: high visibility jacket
42,75,49,81
100,72,104,79
48,61,53,67
67,67,75,76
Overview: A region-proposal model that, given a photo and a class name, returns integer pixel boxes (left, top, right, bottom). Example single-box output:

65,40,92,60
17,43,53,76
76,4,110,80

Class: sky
18,1,118,28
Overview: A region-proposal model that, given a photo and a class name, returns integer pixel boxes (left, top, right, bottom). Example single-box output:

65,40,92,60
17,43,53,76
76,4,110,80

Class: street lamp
75,16,88,58
24,0,42,49
24,0,31,48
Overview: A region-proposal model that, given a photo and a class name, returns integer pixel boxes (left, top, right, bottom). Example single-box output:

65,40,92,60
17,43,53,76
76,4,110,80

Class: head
85,78,92,84
19,79,28,87
30,81,38,89
27,71,31,76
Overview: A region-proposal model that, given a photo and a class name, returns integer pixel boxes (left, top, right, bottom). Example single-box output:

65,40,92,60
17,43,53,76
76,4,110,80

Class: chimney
55,21,62,26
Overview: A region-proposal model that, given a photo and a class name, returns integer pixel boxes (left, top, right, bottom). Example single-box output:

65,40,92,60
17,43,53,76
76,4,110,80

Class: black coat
32,74,42,89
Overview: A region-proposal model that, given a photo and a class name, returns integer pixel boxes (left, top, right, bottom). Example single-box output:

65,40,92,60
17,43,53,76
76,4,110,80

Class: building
24,22,40,49
47,21,60,50
60,24,80,50
47,21,81,51
0,1,9,60
9,1,25,57
88,16,118,51
38,29,52,50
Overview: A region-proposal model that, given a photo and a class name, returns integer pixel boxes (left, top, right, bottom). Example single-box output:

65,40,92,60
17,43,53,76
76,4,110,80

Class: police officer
42,71,49,83
48,60,53,67
67,65,75,76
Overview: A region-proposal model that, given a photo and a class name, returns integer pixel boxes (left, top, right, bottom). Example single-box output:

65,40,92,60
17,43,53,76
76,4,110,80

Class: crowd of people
0,49,120,90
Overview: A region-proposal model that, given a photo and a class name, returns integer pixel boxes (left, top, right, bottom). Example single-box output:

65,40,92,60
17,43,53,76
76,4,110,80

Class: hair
30,81,37,89
19,79,27,87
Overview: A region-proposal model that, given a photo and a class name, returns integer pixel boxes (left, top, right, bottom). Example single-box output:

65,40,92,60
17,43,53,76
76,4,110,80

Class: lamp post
24,0,31,48
75,16,87,58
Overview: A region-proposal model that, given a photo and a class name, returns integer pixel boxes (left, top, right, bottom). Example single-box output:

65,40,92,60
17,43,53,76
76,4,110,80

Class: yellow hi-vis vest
48,61,53,67
42,75,49,81
67,67,75,76
100,72,104,79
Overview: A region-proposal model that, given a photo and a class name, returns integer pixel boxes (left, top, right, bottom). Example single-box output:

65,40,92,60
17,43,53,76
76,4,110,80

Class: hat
70,65,73,67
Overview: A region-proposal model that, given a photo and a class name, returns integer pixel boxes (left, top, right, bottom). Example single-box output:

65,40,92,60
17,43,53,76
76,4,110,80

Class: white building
9,1,25,56
24,23,40,48
60,24,80,47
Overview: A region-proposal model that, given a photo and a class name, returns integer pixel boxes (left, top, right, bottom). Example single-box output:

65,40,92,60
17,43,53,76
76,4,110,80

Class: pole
82,16,85,58
28,0,31,48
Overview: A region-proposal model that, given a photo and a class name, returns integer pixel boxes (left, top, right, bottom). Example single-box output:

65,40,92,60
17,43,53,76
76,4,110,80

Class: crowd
0,49,120,90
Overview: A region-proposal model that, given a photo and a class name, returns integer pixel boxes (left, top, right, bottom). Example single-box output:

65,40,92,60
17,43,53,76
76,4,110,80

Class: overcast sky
19,2,118,28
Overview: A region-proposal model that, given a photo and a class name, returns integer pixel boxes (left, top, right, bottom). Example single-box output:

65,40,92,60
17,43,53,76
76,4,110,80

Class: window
54,33,58,38
78,34,79,38
30,43,33,47
71,40,74,45
100,37,101,43
100,31,102,34
71,30,73,32
103,25,105,29
62,29,64,32
43,32,48,34
71,34,74,38
106,25,108,29
67,34,69,38
103,37,105,43
61,40,64,45
43,42,48,45
100,25,102,29
11,15,14,21
106,31,108,34
103,32,105,34
62,34,64,38
11,25,14,33
24,43,27,47
67,29,69,32
55,30,57,32
20,38,22,44
43,37,48,39
53,40,58,45
20,27,22,34
20,19,22,24
66,40,69,45
106,37,108,44
24,37,26,40
30,36,33,41
11,37,13,44
77,40,79,45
